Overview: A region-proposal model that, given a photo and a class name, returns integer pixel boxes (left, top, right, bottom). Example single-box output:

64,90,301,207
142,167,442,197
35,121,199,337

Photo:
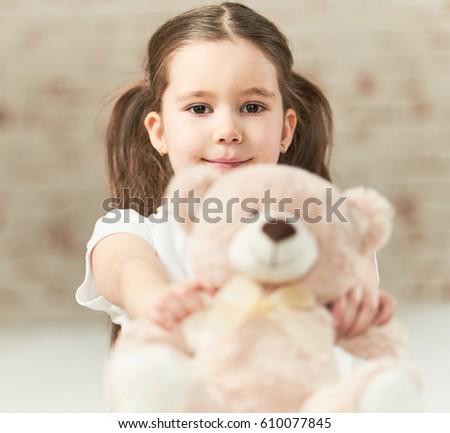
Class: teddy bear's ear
343,187,395,254
164,166,221,231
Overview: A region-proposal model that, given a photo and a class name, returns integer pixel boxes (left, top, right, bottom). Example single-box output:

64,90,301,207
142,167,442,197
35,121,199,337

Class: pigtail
106,81,172,216
280,72,333,181
105,83,172,344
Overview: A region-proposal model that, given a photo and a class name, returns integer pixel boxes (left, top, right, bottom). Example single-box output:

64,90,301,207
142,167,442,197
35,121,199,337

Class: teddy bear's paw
357,363,422,413
108,345,191,412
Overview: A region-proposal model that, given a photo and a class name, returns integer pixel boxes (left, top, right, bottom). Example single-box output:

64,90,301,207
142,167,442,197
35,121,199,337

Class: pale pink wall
0,0,448,321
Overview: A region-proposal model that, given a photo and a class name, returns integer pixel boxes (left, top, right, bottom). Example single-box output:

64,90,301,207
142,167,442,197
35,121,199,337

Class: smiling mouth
202,158,252,169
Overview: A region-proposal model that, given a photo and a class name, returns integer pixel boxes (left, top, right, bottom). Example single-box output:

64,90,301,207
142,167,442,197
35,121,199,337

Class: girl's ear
281,108,297,147
144,111,167,155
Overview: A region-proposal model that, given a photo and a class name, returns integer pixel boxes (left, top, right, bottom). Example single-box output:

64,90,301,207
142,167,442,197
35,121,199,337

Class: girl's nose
212,115,243,144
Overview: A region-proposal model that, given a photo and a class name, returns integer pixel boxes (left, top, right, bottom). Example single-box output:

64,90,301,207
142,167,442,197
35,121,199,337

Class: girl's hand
330,286,397,338
147,279,217,330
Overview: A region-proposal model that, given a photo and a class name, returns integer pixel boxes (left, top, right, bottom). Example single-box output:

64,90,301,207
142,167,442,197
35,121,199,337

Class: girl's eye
188,105,212,115
242,103,264,114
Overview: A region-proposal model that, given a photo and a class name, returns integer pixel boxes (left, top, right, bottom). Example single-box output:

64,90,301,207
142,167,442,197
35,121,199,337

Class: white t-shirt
76,207,189,326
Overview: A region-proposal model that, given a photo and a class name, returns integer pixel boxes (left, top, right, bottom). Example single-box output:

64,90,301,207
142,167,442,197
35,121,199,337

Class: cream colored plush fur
107,165,421,412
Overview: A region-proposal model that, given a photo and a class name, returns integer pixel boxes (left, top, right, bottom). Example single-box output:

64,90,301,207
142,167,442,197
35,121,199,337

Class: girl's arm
92,233,214,328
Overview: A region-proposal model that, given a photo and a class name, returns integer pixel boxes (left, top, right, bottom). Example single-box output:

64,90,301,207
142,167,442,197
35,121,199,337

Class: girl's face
145,39,297,173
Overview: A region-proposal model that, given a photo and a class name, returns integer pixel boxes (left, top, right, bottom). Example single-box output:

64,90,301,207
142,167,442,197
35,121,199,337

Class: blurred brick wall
0,0,448,322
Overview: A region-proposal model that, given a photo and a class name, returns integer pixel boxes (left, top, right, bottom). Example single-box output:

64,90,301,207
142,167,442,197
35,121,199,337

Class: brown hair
106,2,333,217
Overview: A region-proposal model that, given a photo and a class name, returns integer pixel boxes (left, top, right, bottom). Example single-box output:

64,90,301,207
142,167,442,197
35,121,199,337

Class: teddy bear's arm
336,318,408,360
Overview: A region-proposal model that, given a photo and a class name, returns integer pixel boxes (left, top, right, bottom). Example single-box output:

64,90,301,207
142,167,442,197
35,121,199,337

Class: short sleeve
75,209,154,325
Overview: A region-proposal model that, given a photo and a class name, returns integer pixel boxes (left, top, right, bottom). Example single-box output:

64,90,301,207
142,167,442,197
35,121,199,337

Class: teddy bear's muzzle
228,212,319,283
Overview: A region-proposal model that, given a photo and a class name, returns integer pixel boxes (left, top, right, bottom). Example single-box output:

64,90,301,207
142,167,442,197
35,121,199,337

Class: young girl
76,2,395,352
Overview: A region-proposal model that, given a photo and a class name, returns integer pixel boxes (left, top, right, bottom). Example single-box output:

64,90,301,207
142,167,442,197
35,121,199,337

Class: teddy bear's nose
262,219,296,242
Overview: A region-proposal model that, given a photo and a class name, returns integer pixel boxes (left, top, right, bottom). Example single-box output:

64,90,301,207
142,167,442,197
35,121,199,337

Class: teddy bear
106,164,421,412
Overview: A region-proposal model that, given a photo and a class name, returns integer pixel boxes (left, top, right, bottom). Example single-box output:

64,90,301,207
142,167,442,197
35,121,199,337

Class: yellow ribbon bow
183,274,333,359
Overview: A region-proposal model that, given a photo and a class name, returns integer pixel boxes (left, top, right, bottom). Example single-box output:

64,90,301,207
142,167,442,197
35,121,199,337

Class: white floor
0,303,449,413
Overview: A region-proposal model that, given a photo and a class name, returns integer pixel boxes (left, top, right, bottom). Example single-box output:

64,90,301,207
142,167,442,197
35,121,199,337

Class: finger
166,288,213,320
331,294,356,337
337,289,361,336
179,290,208,313
374,292,397,326
198,278,219,294
163,294,193,321
181,276,219,294
196,290,215,307
147,307,176,330
335,286,364,335
329,296,344,327
173,279,200,294
174,279,212,295
201,285,219,295
165,286,205,317
347,288,379,337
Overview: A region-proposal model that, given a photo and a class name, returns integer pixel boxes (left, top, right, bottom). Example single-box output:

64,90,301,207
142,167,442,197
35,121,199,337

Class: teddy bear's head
164,164,393,305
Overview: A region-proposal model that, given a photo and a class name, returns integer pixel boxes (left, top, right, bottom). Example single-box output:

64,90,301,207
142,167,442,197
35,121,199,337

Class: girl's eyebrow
241,87,276,99
176,90,214,102
176,87,275,102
